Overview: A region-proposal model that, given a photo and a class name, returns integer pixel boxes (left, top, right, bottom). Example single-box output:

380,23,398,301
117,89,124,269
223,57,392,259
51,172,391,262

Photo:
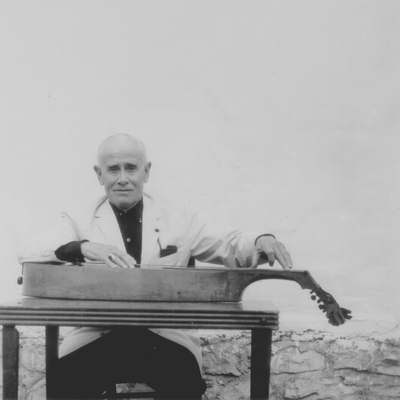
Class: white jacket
18,193,258,368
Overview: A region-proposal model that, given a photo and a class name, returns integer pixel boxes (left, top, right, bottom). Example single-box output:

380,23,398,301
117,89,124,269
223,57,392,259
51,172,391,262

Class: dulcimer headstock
286,270,352,326
232,268,352,326
309,288,352,326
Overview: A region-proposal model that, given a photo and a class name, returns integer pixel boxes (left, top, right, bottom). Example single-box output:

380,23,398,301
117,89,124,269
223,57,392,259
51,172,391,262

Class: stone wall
1,327,399,400
201,330,400,400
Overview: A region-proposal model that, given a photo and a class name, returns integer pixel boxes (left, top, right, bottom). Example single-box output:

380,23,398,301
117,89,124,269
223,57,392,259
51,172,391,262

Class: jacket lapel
94,200,125,251
141,194,160,267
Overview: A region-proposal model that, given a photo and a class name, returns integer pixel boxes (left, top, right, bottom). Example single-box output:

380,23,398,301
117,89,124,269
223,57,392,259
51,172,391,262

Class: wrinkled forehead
100,149,143,167
98,135,146,166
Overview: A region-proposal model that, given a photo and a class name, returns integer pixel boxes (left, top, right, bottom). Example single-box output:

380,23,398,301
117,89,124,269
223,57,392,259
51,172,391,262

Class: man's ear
143,161,152,183
93,165,104,186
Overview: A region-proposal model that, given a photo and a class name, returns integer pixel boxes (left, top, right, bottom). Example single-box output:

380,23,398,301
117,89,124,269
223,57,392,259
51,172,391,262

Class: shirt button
126,238,131,242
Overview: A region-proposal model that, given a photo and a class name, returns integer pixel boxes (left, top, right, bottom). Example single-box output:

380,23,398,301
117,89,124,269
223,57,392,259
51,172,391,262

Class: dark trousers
47,328,206,399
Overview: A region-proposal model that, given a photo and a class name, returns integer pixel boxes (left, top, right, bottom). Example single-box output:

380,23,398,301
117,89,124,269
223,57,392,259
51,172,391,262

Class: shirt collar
110,198,143,221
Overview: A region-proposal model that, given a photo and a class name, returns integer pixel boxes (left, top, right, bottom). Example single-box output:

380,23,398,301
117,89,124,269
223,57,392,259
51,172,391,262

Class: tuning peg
310,291,317,300
17,276,23,285
318,305,325,311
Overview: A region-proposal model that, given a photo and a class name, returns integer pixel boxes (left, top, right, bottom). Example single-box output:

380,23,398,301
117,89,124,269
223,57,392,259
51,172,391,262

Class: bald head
94,134,151,211
97,134,147,167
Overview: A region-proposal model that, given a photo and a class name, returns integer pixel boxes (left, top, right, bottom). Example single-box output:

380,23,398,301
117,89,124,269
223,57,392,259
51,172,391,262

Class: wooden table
0,297,279,400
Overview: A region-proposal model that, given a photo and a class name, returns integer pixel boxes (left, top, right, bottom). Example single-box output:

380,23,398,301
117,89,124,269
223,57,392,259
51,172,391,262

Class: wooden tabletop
0,297,279,330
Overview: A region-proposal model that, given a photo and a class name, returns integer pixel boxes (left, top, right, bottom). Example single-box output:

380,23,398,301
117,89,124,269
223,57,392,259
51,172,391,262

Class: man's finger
104,257,118,269
283,252,293,269
275,252,289,270
113,256,129,269
279,243,293,269
275,246,292,270
250,248,260,268
119,254,137,269
265,250,275,267
105,253,129,269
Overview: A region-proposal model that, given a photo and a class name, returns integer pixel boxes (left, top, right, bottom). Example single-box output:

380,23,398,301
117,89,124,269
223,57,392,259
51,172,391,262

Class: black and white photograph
0,1,399,399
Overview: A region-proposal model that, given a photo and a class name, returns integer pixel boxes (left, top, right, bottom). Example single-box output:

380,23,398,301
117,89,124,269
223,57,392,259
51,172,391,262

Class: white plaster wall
1,1,399,339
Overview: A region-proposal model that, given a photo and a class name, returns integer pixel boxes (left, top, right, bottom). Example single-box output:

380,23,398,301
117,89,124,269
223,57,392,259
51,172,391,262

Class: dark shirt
110,199,143,264
54,199,144,264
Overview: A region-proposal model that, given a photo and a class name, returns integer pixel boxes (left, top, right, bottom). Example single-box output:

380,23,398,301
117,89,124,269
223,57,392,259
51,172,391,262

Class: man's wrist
79,239,89,250
254,234,276,245
55,240,89,263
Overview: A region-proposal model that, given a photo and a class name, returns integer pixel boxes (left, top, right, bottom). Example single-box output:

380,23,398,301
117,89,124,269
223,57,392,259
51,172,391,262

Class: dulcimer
20,262,352,326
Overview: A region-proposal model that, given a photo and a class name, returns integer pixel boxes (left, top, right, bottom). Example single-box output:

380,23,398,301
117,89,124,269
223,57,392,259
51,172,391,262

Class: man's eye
108,167,118,172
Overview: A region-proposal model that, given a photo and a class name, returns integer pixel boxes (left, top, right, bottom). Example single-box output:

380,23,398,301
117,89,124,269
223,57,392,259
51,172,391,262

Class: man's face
94,146,151,211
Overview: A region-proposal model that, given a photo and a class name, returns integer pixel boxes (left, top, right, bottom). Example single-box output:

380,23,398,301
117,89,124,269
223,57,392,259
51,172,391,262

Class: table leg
2,325,19,400
250,328,272,400
45,326,59,399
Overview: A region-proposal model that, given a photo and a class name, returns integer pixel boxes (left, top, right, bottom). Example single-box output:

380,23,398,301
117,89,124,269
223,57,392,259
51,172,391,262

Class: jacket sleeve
184,203,258,268
17,212,81,265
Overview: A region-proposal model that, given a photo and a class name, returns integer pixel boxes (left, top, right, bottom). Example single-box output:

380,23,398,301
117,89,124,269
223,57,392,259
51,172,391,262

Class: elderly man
18,133,292,399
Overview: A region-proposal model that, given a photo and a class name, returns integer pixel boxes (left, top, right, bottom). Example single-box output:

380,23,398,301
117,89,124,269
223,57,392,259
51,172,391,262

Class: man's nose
117,170,128,184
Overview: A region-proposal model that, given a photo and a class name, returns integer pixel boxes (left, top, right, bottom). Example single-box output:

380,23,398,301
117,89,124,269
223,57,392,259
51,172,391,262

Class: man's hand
250,235,293,270
81,242,137,269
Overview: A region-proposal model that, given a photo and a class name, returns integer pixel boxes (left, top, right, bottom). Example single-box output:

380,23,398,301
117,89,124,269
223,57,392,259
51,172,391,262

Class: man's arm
54,239,137,268
184,204,292,270
18,211,136,269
